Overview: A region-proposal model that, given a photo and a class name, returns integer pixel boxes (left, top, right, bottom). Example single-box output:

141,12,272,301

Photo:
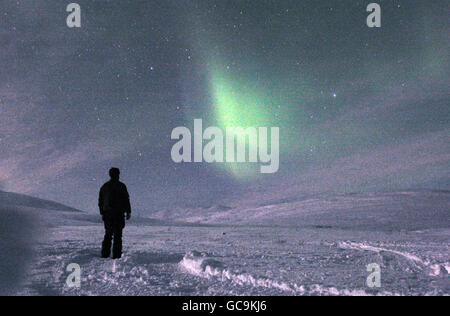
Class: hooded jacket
98,180,131,216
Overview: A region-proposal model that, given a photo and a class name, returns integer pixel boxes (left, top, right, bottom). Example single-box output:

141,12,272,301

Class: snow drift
0,207,35,295
0,190,81,212
0,191,82,295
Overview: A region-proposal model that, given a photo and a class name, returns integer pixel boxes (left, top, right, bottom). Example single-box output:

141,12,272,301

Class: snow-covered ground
1,190,449,296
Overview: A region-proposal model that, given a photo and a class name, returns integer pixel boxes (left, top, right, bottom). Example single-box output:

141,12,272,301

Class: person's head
109,168,120,181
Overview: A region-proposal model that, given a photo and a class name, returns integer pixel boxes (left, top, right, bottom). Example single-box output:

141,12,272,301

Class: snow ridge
179,251,402,296
180,251,295,293
338,241,449,277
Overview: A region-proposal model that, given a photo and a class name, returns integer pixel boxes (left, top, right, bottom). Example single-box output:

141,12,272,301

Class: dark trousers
101,214,125,259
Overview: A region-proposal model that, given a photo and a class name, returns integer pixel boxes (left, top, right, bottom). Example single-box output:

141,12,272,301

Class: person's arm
123,184,131,219
98,186,104,216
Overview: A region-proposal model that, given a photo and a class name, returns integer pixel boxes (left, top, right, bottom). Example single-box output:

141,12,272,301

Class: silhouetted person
99,168,131,259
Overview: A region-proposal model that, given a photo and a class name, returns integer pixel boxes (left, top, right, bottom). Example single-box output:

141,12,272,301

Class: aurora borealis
0,1,448,213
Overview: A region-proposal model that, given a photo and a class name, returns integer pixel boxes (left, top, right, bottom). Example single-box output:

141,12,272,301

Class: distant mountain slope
0,191,81,212
152,190,450,231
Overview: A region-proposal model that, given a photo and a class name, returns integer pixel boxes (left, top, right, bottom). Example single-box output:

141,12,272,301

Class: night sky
0,1,448,214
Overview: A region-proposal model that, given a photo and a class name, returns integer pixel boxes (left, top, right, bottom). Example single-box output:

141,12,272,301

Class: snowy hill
0,191,84,295
1,190,448,296
151,190,450,232
0,190,81,212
